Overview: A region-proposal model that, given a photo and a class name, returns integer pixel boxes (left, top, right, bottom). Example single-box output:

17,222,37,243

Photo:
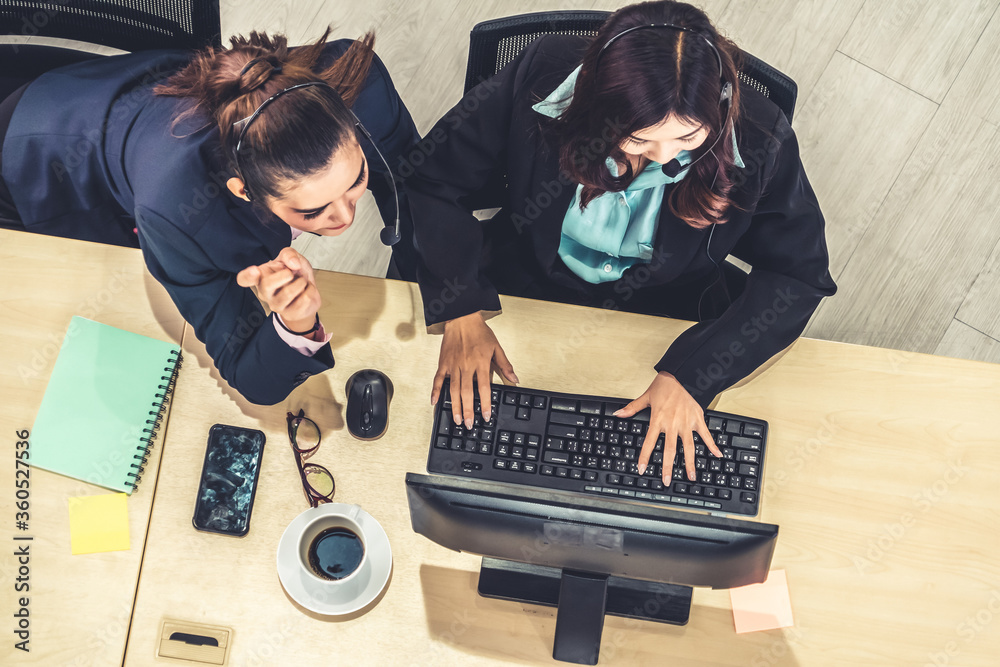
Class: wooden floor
23,1,1000,366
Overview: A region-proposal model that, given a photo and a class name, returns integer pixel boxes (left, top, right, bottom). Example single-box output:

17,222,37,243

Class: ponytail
155,28,376,202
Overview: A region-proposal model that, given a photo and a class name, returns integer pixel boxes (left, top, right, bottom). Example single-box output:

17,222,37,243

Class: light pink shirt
272,227,331,356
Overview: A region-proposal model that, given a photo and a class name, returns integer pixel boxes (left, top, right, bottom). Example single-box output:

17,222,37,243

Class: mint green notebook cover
30,317,181,494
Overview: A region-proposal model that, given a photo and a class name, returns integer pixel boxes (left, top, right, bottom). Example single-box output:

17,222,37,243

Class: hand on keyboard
433,312,519,429
614,371,721,484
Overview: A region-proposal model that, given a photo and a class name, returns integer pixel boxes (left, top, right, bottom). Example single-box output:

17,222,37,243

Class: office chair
0,0,221,99
464,10,798,125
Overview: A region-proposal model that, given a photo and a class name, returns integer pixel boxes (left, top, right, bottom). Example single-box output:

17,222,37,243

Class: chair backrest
0,0,221,53
464,10,797,124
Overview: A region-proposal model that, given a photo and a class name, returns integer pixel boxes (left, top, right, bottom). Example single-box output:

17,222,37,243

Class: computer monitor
405,472,778,665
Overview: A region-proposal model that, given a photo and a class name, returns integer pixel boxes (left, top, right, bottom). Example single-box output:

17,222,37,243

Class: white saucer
276,504,392,616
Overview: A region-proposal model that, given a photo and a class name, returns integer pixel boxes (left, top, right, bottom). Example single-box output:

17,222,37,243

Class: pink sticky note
729,569,794,633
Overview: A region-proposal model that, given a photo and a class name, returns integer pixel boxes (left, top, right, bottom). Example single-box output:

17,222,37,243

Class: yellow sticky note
729,569,794,633
68,493,131,555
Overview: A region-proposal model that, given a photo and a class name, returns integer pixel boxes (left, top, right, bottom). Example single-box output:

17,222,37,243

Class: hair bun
239,56,283,92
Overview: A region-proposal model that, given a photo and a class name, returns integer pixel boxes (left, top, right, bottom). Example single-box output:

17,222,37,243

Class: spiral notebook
30,317,182,494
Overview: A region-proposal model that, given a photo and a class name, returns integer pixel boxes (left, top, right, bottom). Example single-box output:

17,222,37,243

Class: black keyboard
427,381,768,517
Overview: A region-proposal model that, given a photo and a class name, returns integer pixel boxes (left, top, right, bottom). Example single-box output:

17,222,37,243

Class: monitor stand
477,557,692,665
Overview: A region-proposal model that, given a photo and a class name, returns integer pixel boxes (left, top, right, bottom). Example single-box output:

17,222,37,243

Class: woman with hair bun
0,29,419,404
408,0,836,481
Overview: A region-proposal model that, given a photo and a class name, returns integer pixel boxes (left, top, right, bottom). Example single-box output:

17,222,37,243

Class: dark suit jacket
407,35,836,407
3,40,419,405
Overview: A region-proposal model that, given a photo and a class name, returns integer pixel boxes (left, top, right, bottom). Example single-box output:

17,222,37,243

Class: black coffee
308,527,364,581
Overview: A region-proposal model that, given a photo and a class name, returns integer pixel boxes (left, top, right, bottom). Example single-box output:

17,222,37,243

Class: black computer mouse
345,369,393,440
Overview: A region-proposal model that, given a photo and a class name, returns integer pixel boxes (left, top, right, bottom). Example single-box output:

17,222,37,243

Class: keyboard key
618,489,636,497
494,459,507,470
571,455,585,467
523,463,537,474
570,469,584,480
744,424,763,438
724,461,737,475
464,439,477,452
435,436,449,449
511,446,524,458
637,478,650,489
739,464,759,477
525,448,539,461
584,470,598,482
518,394,531,408
653,494,672,502
704,487,717,498
603,403,626,416
705,501,722,509
509,461,522,472
671,497,688,505
543,451,570,465
541,465,554,476
566,440,580,453
450,437,464,450
719,489,732,500
729,475,743,489
673,483,689,494
607,474,621,484
551,398,577,412
585,485,601,492
555,467,569,477
499,431,512,444
708,417,724,432
744,478,758,491
732,436,761,451
579,400,603,414
630,409,650,423
687,499,705,507
635,491,653,500
741,492,757,504
600,487,618,495
548,425,577,439
725,420,741,435
497,444,509,457
738,451,760,464
715,473,728,486
502,392,517,405
650,480,664,492
513,433,525,446
622,476,636,486
527,434,541,447
690,485,703,496
532,396,547,409
551,412,586,427
479,443,491,455
438,419,451,435
699,472,712,485
516,407,531,420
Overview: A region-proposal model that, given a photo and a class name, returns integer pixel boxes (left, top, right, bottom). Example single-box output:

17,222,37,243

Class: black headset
595,23,737,320
232,76,401,246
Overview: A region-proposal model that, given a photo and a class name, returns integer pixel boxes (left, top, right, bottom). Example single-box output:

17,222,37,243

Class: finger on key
477,369,492,423
681,430,696,481
637,428,658,476
451,370,465,426
698,420,721,457
460,369,476,429
662,433,678,485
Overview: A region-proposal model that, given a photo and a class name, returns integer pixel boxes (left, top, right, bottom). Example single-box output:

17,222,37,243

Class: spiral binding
126,349,182,492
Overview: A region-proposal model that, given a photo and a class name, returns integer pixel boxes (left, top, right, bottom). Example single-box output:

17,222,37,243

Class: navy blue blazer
407,35,837,408
2,40,419,404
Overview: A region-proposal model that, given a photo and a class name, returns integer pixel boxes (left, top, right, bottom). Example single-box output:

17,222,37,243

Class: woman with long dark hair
408,1,836,481
0,30,419,404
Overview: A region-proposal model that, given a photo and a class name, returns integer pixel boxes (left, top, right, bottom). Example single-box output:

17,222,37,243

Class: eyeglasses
286,410,335,508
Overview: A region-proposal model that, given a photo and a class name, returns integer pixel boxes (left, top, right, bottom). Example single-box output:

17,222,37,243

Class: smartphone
192,424,266,537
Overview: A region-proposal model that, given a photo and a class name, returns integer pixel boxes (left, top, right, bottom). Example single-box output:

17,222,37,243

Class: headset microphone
661,80,732,178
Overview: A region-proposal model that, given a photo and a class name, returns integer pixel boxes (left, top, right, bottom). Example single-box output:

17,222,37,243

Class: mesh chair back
0,0,221,52
464,10,797,124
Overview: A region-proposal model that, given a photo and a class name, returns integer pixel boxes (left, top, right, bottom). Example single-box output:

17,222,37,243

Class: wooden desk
125,270,1000,666
0,230,185,664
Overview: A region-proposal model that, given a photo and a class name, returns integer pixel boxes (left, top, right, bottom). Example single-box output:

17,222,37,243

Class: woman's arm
136,207,334,405
655,114,837,408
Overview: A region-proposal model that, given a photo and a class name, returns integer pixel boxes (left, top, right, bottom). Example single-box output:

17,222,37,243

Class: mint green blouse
532,66,744,284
